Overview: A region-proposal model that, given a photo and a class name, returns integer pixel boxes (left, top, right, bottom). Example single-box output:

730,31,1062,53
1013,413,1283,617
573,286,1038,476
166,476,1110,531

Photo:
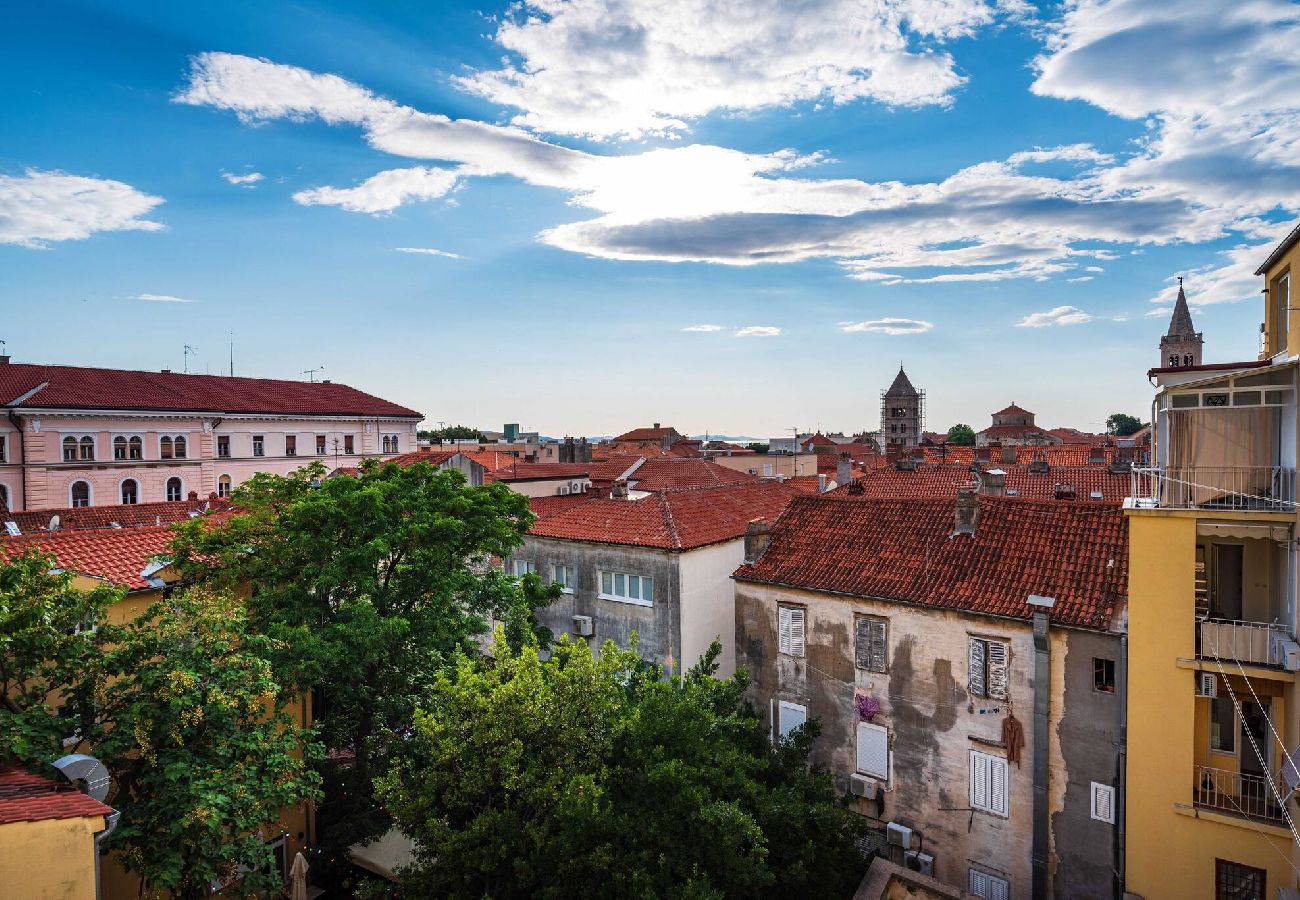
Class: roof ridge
659,493,682,549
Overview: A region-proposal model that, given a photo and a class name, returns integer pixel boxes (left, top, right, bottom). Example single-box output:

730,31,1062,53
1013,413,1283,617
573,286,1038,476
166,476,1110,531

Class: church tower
1159,278,1203,368
880,365,924,450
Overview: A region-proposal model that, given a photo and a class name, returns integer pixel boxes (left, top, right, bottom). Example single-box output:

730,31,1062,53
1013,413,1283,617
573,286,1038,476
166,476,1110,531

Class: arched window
1184,354,1194,366
1169,354,1179,367
121,479,139,505
217,474,232,499
128,436,143,460
160,436,173,459
79,436,94,461
0,483,8,510
114,436,128,460
165,477,183,502
173,436,186,459
70,481,91,508
63,436,78,461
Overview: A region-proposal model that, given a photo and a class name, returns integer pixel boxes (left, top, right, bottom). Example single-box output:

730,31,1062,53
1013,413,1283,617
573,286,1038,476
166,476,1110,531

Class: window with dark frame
1093,657,1115,693
166,477,182,502
316,434,327,455
252,435,265,457
855,616,888,673
285,435,297,457
217,435,230,458
344,435,354,454
1216,859,1265,900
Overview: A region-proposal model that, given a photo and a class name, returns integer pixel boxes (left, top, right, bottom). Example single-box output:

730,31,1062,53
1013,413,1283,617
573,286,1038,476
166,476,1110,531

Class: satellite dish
48,515,60,532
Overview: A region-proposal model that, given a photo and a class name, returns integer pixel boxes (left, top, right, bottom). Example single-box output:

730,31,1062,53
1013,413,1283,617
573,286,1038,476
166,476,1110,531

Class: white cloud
221,170,264,186
1015,305,1094,328
736,326,781,337
839,318,934,335
294,167,460,214
1066,275,1093,282
1112,313,1130,322
1146,306,1173,318
456,0,998,140
395,246,462,259
0,169,163,249
136,293,195,303
682,324,724,332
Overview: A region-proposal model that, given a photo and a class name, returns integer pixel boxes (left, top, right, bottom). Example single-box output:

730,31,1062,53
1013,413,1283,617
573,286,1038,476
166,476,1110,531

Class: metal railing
1194,765,1288,825
1198,619,1294,667
1130,466,1295,510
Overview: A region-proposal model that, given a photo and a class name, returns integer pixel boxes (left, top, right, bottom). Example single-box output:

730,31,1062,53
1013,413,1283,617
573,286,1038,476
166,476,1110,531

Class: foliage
377,634,867,899
0,550,119,763
168,459,558,860
1106,412,1145,436
744,442,769,454
418,425,485,442
945,423,976,445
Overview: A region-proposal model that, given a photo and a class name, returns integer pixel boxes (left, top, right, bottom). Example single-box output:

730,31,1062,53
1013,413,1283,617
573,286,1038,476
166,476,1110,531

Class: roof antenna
183,344,198,374
228,332,234,377
302,366,325,383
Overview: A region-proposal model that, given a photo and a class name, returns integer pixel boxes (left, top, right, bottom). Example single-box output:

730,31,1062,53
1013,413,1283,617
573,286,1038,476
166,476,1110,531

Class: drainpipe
1116,632,1129,899
1029,595,1056,900
6,410,25,511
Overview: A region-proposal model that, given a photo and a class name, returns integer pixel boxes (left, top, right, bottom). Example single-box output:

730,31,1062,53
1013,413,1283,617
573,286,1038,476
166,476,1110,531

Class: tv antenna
183,344,198,374
302,366,325,383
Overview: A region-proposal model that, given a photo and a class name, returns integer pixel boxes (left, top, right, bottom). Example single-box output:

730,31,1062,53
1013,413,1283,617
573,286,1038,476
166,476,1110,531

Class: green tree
0,550,119,763
946,423,976,445
169,459,558,861
418,425,486,442
377,634,866,899
745,442,769,454
1106,412,1145,436
90,588,321,898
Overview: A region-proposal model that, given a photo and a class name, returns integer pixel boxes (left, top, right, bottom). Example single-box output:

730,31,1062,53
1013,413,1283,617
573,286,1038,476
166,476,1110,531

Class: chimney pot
744,518,771,563
982,469,1006,497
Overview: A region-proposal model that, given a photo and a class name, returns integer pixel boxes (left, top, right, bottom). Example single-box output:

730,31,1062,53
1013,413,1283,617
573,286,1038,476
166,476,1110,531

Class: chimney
975,444,991,463
982,468,1006,497
837,452,852,486
653,422,661,429
818,473,827,492
744,518,771,563
895,453,917,472
611,479,629,500
1087,445,1105,465
1054,483,1077,500
0,355,9,365
1001,445,1017,465
160,368,172,374
953,489,980,537
1109,449,1132,475
1029,451,1049,474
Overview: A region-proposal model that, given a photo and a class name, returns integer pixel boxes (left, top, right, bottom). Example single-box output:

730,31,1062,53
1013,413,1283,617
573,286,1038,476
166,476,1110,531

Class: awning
347,827,416,882
1196,522,1293,541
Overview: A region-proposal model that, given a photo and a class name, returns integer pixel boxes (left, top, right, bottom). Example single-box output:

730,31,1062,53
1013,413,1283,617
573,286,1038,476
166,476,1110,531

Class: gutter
1030,599,1055,899
1116,632,1128,899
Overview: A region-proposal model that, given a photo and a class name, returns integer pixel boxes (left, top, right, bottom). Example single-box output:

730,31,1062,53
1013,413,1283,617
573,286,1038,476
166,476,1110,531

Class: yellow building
1125,231,1300,899
0,765,114,900
1,518,315,900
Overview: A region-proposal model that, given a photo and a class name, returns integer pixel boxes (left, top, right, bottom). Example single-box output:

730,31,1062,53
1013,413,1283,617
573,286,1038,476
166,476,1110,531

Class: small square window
1093,658,1115,693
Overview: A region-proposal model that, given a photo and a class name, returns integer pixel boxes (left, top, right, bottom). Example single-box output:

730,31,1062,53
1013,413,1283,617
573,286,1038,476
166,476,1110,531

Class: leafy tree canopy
946,423,976,445
378,635,867,900
745,442,769,454
418,425,485,442
1106,413,1146,436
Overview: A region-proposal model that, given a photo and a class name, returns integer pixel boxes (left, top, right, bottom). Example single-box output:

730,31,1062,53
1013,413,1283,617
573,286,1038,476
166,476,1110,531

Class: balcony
1198,619,1297,668
1194,765,1288,826
1130,466,1295,511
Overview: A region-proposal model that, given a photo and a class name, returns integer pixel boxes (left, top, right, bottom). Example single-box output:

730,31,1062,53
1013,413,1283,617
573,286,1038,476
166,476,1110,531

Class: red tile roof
529,481,798,550
612,426,680,442
459,450,521,472
992,403,1034,417
0,767,113,825
0,361,420,418
735,495,1127,630
841,464,1130,503
3,497,229,535
529,493,598,519
976,424,1056,441
919,444,1121,467
0,524,179,590
492,462,591,482
608,458,763,491
329,449,468,478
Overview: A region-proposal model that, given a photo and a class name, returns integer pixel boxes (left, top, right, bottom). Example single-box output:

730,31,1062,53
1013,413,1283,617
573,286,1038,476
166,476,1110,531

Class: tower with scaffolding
880,365,924,451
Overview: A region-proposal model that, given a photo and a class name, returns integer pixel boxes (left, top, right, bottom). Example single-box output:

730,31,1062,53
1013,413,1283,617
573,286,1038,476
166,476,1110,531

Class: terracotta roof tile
0,767,113,825
492,462,591,482
0,524,181,590
612,426,680,442
0,361,419,417
735,495,1127,630
3,497,228,535
587,457,763,491
842,464,1129,503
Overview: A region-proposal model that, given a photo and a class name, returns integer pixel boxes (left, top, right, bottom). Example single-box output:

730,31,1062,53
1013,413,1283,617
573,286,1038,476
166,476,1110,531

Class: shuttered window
856,722,889,779
969,637,1009,700
968,869,1010,900
778,701,806,738
970,750,1009,816
855,616,888,673
778,605,806,657
1091,782,1115,824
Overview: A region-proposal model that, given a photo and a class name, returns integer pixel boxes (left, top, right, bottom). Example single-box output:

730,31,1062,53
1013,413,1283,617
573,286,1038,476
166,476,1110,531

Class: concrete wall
735,580,1120,898
677,539,744,677
711,453,818,479
0,815,104,900
501,477,590,498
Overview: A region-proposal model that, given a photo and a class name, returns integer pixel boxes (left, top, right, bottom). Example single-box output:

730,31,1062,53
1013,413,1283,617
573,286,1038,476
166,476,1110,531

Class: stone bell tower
1159,277,1203,368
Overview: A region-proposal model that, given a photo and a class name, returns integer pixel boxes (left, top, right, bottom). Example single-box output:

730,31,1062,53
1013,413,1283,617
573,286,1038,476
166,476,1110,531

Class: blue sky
3,0,1299,436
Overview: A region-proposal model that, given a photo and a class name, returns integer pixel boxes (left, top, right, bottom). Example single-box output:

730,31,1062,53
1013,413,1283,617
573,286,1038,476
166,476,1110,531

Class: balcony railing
1194,765,1288,825
1198,619,1294,667
1130,466,1295,511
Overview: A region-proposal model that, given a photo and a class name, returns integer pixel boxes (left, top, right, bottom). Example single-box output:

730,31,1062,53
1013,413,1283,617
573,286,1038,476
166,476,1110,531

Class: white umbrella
289,851,309,900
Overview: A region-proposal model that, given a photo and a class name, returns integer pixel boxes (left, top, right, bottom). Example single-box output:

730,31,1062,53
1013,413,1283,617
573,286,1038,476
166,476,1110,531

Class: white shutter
989,874,1009,900
968,870,989,897
970,750,989,810
968,870,1009,900
1091,782,1115,824
778,701,807,737
989,755,1009,816
778,606,792,655
969,638,987,697
857,723,889,779
987,641,1009,700
789,607,806,657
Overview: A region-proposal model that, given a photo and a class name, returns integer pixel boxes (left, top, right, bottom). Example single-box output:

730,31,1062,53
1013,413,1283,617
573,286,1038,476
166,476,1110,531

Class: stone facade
1158,280,1204,369
881,367,923,451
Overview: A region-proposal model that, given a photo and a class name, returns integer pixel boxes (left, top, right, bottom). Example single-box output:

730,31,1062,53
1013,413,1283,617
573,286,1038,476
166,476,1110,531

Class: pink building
0,357,421,512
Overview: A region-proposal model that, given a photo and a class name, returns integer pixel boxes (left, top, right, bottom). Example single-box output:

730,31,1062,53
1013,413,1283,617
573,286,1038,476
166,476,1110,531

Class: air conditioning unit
571,615,594,637
1196,671,1217,697
559,485,570,495
1270,634,1300,672
904,851,934,876
886,822,912,849
571,482,583,493
849,773,879,799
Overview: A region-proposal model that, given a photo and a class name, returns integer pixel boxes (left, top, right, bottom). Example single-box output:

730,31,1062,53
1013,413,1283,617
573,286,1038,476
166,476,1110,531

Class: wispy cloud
1014,305,1093,328
395,246,462,259
1066,275,1093,283
294,167,460,214
839,318,934,335
221,170,264,187
0,169,163,249
682,324,724,332
1146,306,1173,318
136,293,195,303
736,326,781,337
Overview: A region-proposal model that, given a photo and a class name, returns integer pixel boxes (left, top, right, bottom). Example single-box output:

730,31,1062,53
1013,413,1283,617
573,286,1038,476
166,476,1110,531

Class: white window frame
217,474,232,499
856,722,889,779
252,435,265,457
0,433,5,463
0,483,8,509
778,605,806,657
119,478,139,505
217,434,231,458
285,434,297,457
552,564,576,593
69,480,92,508
1090,782,1116,824
165,476,184,503
316,434,327,456
969,636,1009,700
343,435,355,455
599,570,653,607
777,700,807,738
511,559,537,578
968,868,1010,900
969,749,1009,817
